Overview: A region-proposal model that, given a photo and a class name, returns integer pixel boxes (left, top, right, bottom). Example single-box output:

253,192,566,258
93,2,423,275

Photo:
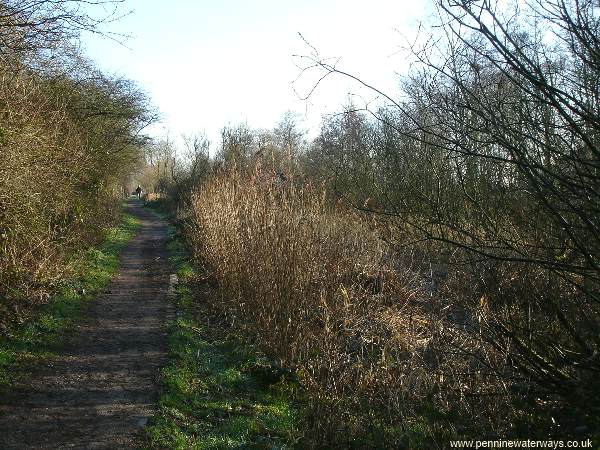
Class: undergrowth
0,211,140,386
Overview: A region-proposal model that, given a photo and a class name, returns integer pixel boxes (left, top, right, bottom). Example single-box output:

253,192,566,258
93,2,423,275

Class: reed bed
190,169,510,446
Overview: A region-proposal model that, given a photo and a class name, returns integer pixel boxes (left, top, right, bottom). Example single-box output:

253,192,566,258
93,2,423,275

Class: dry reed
190,168,512,446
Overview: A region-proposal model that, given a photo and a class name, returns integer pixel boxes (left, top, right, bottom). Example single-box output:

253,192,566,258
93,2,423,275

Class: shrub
0,61,151,329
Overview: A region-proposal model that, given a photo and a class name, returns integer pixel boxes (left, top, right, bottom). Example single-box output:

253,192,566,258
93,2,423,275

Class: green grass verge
0,212,140,386
146,232,304,449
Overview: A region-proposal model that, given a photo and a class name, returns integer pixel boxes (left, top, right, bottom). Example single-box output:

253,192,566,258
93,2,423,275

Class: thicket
0,0,153,329
148,0,600,446
299,0,600,439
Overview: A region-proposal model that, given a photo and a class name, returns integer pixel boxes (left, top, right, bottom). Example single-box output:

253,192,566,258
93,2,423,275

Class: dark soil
0,201,174,449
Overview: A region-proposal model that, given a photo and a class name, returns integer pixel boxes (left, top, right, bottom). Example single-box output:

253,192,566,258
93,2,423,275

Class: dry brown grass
189,168,517,446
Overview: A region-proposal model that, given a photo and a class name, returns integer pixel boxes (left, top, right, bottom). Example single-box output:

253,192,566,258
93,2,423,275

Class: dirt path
0,201,174,449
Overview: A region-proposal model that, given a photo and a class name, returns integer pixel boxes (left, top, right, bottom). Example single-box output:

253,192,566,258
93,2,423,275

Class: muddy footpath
0,201,174,449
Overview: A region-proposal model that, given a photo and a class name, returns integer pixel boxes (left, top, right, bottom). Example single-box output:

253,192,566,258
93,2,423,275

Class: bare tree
296,0,600,434
0,0,127,61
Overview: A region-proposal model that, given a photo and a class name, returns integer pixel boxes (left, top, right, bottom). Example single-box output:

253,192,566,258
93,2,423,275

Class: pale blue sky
81,0,430,149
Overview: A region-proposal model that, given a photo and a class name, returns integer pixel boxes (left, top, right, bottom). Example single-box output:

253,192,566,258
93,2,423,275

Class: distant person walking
135,185,142,199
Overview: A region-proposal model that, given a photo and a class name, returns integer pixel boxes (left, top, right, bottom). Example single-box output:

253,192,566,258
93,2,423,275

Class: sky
80,0,430,151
